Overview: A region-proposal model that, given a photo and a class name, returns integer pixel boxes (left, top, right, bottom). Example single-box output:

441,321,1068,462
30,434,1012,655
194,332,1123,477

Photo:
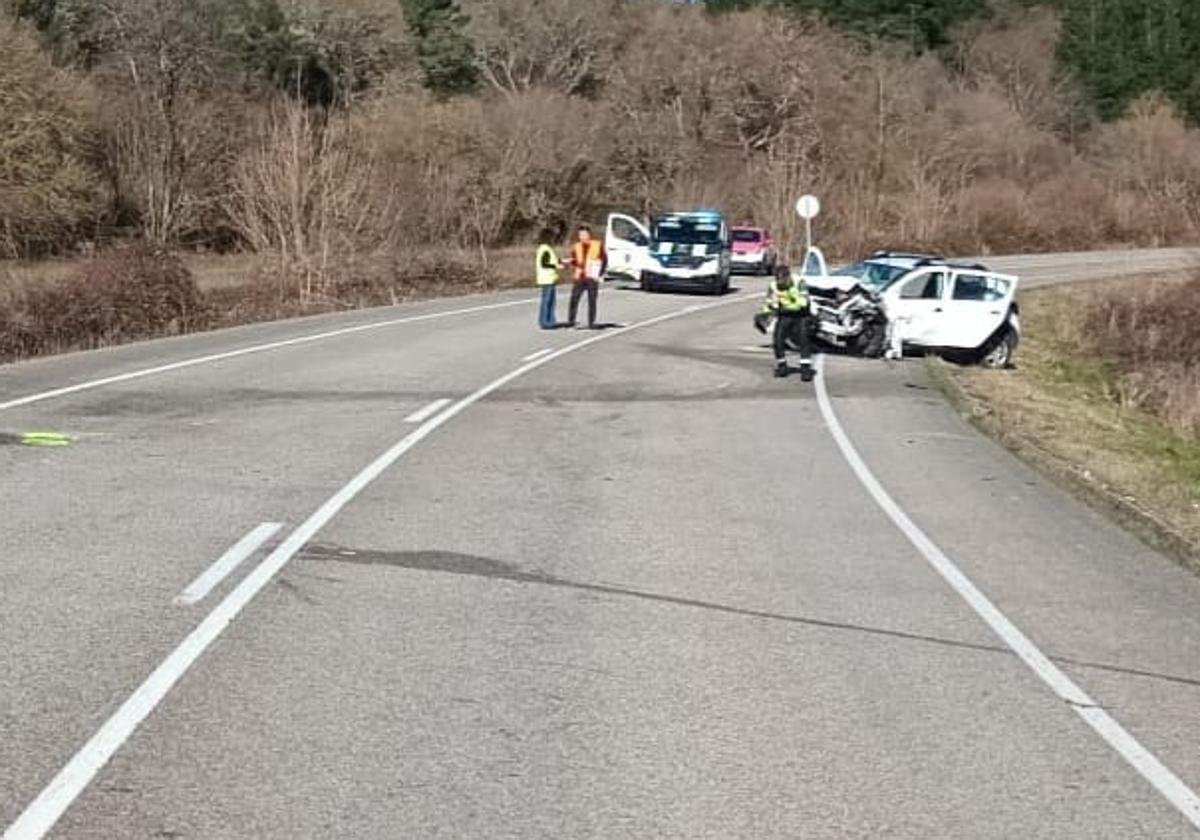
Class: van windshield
653,218,722,245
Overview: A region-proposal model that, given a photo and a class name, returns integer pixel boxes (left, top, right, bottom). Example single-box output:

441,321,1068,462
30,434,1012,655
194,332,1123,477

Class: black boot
799,362,814,382
774,362,788,378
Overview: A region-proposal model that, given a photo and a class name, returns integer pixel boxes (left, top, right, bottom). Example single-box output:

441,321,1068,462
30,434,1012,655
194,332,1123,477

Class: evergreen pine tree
399,0,478,97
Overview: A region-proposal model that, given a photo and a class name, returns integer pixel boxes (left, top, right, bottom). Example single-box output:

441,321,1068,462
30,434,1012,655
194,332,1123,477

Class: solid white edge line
2,292,754,840
521,348,554,363
172,523,283,607
0,298,533,413
403,398,452,424
812,355,1200,831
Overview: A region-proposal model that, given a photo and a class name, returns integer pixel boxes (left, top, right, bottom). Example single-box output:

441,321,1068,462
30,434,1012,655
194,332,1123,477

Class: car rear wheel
979,329,1017,369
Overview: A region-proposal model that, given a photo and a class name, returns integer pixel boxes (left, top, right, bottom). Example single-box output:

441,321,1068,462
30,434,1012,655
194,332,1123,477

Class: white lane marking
521,348,554,363
0,298,532,413
172,523,283,607
2,292,754,840
403,398,452,424
813,355,1200,831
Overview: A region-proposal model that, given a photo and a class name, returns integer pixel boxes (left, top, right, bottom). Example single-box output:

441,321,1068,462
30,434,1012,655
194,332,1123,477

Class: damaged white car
795,248,1022,368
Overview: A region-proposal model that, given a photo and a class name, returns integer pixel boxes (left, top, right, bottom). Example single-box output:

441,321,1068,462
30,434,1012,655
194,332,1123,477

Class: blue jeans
538,284,557,328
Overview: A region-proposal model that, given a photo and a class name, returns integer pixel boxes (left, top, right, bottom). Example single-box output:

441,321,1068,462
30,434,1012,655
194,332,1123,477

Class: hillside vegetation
1,0,1199,304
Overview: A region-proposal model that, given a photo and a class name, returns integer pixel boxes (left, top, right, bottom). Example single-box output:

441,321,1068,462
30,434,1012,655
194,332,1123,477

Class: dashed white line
813,354,1200,831
0,298,532,413
521,348,555,363
404,398,452,424
172,523,283,607
2,292,754,840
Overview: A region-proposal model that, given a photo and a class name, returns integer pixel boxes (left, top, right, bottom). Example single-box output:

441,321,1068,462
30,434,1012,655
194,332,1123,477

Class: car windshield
653,218,722,246
831,260,911,290
732,230,761,242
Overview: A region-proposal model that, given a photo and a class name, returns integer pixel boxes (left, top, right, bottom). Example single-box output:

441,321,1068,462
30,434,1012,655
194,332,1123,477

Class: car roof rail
870,249,945,261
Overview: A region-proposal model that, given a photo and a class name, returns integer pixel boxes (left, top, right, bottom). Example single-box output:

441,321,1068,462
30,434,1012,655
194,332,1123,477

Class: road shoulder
928,280,1200,575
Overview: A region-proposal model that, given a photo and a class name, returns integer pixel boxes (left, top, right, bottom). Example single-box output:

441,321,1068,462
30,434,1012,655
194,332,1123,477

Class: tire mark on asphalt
299,545,1200,692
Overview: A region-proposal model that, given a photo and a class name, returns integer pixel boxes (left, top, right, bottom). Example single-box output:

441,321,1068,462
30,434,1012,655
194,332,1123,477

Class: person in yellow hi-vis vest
760,264,815,381
535,229,563,329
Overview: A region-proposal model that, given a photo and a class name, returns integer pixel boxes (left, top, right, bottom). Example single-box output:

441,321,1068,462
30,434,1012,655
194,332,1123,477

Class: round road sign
795,195,820,220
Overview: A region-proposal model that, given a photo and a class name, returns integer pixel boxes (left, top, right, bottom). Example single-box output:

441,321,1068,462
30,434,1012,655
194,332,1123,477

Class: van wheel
979,329,1017,369
640,273,654,293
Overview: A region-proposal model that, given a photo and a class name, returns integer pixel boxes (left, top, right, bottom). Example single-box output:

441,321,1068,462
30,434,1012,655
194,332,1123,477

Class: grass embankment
935,274,1200,570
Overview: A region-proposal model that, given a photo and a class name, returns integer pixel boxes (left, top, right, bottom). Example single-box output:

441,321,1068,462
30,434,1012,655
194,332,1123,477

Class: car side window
899,271,944,300
611,218,646,247
953,274,1009,302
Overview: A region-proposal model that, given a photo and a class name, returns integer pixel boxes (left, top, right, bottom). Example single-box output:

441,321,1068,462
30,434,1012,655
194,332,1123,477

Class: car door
800,246,828,279
935,271,1019,349
605,213,651,281
884,268,949,346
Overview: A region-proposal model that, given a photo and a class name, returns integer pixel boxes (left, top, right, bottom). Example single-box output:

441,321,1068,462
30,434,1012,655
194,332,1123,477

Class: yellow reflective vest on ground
536,244,559,286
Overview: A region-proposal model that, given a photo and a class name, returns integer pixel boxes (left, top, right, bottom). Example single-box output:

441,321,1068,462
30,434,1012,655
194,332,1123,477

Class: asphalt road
2,248,1199,839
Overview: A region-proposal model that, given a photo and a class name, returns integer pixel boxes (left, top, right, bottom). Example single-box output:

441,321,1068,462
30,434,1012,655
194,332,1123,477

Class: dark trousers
568,280,598,326
774,310,814,364
538,284,557,328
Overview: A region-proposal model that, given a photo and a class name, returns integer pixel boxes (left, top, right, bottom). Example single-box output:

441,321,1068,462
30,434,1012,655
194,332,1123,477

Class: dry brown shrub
0,243,206,360
225,101,402,297
1084,277,1200,367
1025,163,1117,249
951,4,1086,135
101,90,255,248
367,88,605,251
1080,276,1200,435
0,17,107,258
1088,96,1200,245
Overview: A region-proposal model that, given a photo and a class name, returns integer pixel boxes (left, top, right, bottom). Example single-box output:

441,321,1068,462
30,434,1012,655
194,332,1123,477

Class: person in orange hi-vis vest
565,223,606,329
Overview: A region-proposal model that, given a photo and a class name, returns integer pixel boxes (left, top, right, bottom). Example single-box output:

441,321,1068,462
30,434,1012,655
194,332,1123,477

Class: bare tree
226,101,399,298
466,0,617,97
90,0,226,244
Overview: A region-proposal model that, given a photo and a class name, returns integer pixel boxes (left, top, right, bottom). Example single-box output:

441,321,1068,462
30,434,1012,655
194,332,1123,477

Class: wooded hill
3,0,1200,281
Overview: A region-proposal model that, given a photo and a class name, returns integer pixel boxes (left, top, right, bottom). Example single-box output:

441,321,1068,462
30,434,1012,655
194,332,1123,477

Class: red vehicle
730,225,776,276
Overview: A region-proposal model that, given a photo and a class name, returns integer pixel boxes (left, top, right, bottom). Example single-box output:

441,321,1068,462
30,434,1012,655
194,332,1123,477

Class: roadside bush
0,244,207,359
1081,276,1200,436
0,16,107,258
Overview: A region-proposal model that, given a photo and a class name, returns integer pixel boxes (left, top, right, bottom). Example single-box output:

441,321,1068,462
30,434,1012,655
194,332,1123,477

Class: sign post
795,194,821,255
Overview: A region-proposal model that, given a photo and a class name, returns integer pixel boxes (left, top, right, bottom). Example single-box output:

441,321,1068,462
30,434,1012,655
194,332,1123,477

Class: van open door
605,213,651,283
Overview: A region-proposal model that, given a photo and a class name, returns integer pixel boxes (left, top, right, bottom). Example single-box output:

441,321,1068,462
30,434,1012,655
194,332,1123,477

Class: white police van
604,210,732,295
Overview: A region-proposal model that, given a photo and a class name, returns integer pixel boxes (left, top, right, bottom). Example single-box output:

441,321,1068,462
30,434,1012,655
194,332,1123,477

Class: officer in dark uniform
756,264,815,381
